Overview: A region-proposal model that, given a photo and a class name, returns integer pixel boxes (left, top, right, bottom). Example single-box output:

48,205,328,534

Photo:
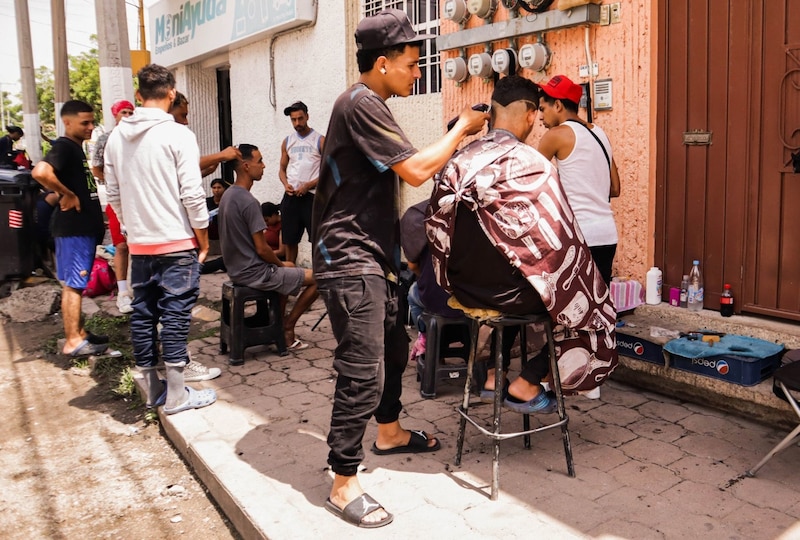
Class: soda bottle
720,284,734,317
687,260,704,312
679,274,689,308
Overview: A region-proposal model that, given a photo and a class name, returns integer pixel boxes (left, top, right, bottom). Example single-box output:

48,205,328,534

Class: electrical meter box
594,78,613,110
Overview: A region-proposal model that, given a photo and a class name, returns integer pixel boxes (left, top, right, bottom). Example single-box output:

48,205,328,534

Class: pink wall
441,1,656,283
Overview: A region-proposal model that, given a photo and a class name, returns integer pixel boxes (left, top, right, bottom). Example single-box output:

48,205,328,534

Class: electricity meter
518,42,551,72
467,0,495,19
444,0,470,23
468,52,493,78
491,48,517,75
443,57,469,83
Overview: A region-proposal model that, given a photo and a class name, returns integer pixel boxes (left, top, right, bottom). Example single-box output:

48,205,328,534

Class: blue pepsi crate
616,331,665,365
668,352,782,386
664,335,784,386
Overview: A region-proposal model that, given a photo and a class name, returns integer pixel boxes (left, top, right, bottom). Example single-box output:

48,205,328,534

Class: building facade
149,0,800,321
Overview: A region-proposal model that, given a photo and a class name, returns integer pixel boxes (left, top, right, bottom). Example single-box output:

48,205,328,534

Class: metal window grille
361,0,441,95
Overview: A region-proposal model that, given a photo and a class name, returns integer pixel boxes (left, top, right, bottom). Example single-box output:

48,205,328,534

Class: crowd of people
18,7,621,531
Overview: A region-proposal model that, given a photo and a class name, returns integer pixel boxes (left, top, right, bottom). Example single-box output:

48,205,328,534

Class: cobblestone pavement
157,272,800,539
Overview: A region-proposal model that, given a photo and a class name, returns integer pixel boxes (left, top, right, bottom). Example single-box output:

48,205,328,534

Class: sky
0,0,160,99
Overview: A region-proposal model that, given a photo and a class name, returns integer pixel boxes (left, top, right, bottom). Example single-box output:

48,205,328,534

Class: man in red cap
313,7,488,529
537,74,621,285
91,99,135,313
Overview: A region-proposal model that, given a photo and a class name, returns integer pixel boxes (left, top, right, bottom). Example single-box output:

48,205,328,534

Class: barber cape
426,130,618,393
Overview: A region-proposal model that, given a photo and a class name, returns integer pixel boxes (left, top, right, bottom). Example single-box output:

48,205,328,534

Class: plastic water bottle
720,284,734,317
679,275,689,308
687,260,704,312
645,267,662,305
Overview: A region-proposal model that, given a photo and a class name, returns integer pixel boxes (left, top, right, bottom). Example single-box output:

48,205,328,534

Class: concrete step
613,303,800,430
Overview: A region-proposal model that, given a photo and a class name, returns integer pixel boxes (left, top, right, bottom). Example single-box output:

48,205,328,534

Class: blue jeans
130,251,200,368
407,281,426,332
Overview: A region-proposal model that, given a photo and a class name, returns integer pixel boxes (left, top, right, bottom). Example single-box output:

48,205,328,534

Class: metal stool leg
311,310,327,331
519,324,531,449
547,321,574,477
455,318,480,466
491,326,504,501
747,380,800,476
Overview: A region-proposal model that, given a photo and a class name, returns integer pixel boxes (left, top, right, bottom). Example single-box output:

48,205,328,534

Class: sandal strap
342,493,383,525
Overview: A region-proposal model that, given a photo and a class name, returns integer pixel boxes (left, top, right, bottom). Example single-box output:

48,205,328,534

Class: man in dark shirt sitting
217,144,317,354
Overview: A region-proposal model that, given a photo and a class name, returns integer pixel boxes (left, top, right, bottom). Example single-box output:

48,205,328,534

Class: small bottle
646,267,663,305
679,274,689,308
720,284,734,317
687,260,704,312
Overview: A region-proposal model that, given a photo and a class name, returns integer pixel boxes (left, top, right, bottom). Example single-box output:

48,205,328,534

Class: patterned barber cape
426,129,618,393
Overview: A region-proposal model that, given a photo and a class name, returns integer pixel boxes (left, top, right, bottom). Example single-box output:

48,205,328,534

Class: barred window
362,0,441,95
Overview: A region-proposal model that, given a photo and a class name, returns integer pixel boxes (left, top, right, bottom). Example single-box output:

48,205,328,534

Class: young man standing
537,74,621,284
312,8,488,528
32,100,109,357
278,101,324,264
104,64,218,415
91,99,135,313
217,144,318,355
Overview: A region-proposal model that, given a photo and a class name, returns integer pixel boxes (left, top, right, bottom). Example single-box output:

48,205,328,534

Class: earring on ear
380,67,387,75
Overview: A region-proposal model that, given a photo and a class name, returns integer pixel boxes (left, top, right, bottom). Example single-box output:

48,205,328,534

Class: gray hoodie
104,107,208,255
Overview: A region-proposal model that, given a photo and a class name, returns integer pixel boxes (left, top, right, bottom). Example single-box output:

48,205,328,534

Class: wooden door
656,0,800,321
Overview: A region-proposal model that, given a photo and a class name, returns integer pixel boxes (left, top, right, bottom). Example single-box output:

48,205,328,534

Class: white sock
136,366,162,405
165,362,189,409
118,280,129,294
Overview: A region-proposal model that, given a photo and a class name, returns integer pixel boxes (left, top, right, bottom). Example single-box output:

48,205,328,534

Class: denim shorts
55,236,97,290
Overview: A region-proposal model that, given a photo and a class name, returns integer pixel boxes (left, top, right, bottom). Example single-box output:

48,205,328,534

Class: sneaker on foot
183,360,221,382
116,291,133,314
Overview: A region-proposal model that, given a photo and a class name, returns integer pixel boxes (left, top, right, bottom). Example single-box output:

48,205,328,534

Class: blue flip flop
480,379,510,403
66,339,109,357
503,385,557,414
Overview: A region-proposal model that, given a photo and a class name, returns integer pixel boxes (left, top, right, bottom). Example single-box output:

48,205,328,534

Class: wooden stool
455,313,575,500
416,313,472,399
220,281,287,366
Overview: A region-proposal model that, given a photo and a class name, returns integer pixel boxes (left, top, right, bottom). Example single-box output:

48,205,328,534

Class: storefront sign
150,0,316,67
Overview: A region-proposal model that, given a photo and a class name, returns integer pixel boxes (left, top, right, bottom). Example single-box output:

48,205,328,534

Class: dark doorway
216,68,233,184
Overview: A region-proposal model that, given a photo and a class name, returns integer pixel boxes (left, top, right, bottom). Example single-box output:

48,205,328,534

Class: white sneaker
183,360,221,382
116,292,133,314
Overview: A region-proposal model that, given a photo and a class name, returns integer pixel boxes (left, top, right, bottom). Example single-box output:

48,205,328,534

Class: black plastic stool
455,313,575,500
220,281,287,366
416,313,472,399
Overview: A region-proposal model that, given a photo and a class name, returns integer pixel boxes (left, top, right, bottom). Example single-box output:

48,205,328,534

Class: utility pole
95,0,135,132
51,0,70,137
14,0,42,163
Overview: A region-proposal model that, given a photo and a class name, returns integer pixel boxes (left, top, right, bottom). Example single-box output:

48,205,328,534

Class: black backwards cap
283,101,308,116
355,8,434,51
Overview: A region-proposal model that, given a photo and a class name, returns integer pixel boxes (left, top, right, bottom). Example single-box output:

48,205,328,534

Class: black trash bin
0,167,40,283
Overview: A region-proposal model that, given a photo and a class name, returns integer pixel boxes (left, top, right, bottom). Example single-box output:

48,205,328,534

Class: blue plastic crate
664,335,784,386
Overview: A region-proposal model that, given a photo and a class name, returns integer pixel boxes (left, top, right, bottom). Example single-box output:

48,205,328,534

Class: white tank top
555,122,618,247
285,129,323,191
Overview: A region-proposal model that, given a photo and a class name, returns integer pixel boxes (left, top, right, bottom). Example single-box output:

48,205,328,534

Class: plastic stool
416,313,472,399
455,313,575,500
220,281,287,366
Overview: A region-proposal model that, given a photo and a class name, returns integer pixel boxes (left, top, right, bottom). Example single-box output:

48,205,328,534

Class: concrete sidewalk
156,273,800,540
